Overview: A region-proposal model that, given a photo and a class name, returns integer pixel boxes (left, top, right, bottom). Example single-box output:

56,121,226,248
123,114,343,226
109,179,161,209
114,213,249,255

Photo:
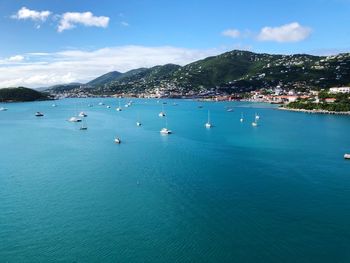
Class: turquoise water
1,98,350,262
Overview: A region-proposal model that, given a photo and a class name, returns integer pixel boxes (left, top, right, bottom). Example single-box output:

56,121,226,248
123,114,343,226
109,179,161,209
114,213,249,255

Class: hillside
0,87,51,102
87,71,122,86
48,50,350,95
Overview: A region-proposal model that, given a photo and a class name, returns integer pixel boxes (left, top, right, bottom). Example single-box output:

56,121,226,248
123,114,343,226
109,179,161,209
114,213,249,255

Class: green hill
49,50,350,95
87,71,122,86
0,87,51,102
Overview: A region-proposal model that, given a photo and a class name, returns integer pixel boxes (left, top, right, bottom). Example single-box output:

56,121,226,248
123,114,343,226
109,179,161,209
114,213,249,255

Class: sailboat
114,113,122,143
205,110,212,128
160,116,172,134
240,112,244,122
116,98,122,111
252,114,258,127
255,113,260,120
80,119,88,130
158,104,166,117
136,112,142,126
226,107,234,112
79,111,88,117
0,99,8,111
69,103,82,122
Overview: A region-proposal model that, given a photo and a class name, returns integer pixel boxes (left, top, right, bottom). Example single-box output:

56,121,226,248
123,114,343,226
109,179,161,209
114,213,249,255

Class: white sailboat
116,98,122,111
0,99,8,111
252,114,258,127
160,116,172,134
158,104,166,117
79,111,88,117
255,113,260,120
69,103,82,122
205,110,212,128
240,112,244,122
114,113,122,144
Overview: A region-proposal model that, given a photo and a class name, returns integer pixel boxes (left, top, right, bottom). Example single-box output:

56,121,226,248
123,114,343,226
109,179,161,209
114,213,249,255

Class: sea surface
1,98,350,263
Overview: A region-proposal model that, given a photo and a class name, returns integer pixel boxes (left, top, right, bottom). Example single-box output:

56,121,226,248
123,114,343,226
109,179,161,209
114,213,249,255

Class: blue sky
0,0,349,87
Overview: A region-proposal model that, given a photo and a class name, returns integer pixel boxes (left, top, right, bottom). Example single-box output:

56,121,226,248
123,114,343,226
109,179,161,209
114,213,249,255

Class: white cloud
0,46,224,88
257,22,311,43
222,29,241,38
58,12,110,32
12,6,51,21
120,21,129,27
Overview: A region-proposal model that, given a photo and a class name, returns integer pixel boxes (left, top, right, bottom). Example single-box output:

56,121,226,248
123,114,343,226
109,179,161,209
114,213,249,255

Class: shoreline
278,107,350,115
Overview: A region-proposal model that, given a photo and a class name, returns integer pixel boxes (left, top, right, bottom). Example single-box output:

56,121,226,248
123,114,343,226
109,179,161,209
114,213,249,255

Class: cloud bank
0,46,224,88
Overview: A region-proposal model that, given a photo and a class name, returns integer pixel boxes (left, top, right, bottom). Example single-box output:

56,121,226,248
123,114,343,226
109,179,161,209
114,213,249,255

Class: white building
329,87,350,94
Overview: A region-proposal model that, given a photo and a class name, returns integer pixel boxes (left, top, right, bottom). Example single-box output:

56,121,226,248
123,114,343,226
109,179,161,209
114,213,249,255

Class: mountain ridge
46,50,350,95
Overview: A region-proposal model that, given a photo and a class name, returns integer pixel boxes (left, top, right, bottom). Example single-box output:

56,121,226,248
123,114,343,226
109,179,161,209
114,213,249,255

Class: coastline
278,107,350,115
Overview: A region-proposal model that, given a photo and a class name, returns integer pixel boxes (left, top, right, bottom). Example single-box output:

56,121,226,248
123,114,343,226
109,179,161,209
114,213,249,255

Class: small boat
160,128,172,134
160,116,172,134
106,105,111,108
68,116,82,122
80,120,88,130
240,113,244,122
116,98,122,111
255,113,260,120
159,104,166,117
79,111,88,117
173,103,178,106
35,112,44,117
205,110,212,128
136,122,142,126
344,154,350,160
114,137,121,144
88,104,93,107
52,104,57,107
124,104,129,108
226,107,234,112
252,121,258,127
98,102,104,106
0,107,8,111
198,105,203,109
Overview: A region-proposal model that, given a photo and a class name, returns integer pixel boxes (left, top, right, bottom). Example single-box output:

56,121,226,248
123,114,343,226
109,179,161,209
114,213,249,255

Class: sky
0,0,349,88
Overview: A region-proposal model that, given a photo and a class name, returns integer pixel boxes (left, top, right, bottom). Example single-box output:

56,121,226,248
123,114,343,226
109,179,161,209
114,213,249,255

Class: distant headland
0,87,52,102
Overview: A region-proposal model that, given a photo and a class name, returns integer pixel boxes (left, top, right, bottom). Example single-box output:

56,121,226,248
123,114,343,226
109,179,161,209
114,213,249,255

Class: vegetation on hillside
0,87,51,102
47,50,350,95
